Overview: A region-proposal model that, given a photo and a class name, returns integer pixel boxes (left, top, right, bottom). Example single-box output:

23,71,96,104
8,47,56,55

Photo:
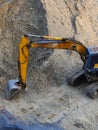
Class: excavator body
67,46,98,98
5,34,98,99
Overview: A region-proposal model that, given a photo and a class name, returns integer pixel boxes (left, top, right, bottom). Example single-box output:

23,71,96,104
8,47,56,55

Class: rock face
0,0,98,130
42,0,98,43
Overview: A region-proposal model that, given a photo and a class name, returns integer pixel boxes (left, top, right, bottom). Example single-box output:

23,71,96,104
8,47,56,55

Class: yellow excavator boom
18,35,87,86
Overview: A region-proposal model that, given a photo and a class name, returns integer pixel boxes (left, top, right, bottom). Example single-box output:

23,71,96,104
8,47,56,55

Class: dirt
0,0,98,130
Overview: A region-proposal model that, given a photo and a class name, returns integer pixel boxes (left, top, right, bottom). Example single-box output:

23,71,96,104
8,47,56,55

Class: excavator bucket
5,80,22,99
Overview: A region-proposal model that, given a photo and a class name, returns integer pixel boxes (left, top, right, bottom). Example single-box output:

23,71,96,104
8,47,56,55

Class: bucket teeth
5,80,22,99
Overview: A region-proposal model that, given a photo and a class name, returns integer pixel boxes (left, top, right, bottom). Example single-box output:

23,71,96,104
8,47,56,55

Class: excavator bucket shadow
5,80,22,100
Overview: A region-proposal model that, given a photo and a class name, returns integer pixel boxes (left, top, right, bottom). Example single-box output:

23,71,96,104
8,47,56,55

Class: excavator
5,34,98,99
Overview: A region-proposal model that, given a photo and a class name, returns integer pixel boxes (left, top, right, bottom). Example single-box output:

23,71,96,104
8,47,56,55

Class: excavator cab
84,46,98,81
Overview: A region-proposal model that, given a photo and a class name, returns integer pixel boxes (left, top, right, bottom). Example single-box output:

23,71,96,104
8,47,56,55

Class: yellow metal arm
18,35,87,87
18,36,29,87
31,39,87,59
